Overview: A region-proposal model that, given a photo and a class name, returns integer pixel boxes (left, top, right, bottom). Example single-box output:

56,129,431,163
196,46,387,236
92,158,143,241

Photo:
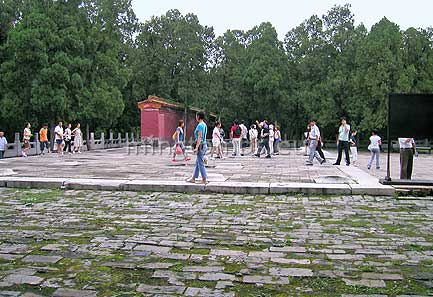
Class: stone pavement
0,147,405,195
0,188,432,296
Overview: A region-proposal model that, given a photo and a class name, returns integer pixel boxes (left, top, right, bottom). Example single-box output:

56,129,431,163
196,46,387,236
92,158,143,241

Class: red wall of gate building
138,96,201,142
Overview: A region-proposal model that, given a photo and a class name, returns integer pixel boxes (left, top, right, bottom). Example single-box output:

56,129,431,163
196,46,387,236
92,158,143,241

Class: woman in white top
210,121,223,159
249,125,258,154
22,122,32,157
72,123,83,153
268,124,275,155
367,129,381,170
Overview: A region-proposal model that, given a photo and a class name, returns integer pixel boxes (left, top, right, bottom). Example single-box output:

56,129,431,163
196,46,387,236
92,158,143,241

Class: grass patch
223,262,248,274
15,189,63,205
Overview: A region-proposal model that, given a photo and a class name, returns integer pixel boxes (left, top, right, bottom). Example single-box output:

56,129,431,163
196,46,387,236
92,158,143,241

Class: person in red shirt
230,120,241,157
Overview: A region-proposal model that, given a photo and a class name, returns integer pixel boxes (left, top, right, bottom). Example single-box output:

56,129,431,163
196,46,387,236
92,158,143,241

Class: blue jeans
193,143,208,179
368,148,380,168
0,150,4,159
308,140,323,164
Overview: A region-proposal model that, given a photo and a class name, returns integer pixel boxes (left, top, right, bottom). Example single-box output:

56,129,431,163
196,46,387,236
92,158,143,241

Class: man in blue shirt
333,117,351,166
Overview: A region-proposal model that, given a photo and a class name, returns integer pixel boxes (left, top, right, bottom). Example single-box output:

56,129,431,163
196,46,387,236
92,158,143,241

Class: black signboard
389,94,433,139
385,94,433,182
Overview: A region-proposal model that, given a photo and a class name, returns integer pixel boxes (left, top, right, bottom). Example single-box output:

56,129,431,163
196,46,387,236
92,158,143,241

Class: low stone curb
0,177,395,196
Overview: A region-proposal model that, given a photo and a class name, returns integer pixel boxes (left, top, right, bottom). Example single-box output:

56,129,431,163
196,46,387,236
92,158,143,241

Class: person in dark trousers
255,120,271,158
316,135,326,162
63,123,73,155
398,138,418,179
333,117,351,166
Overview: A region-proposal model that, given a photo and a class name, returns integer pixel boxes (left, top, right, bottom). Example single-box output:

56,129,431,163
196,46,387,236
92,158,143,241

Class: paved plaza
0,188,432,296
1,146,431,181
2,146,432,195
0,147,432,296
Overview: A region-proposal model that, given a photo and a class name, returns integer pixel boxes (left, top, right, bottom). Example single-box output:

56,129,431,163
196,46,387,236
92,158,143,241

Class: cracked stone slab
3,274,44,285
269,268,314,277
343,278,386,288
53,288,98,297
198,272,237,281
136,285,186,294
362,273,404,280
242,275,290,285
22,255,63,264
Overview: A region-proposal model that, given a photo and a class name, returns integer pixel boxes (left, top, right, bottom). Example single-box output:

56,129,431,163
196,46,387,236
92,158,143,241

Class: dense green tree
1,2,433,142
0,0,132,137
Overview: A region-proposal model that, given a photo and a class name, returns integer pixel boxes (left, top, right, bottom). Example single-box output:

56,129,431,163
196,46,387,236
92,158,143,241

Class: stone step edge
0,177,395,196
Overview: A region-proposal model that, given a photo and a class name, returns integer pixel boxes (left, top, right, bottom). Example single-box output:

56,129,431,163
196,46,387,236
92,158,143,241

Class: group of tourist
227,119,281,158
305,117,378,168
0,122,84,158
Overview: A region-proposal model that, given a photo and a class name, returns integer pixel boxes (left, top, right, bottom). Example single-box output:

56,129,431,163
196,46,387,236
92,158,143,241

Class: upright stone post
109,132,113,148
100,132,105,149
14,133,21,157
125,132,129,147
35,132,40,155
131,133,134,143
118,133,122,147
89,132,95,150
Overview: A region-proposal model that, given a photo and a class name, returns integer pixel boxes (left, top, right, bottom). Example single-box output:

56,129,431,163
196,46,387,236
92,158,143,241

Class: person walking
187,111,208,184
22,123,32,157
0,131,7,159
367,129,381,170
54,121,64,156
39,124,50,155
230,120,241,157
210,121,223,159
316,135,326,162
306,119,324,166
240,120,248,156
333,117,351,166
349,130,358,165
255,120,271,158
398,138,418,179
72,123,83,153
268,124,275,155
274,126,281,155
172,120,190,162
303,125,310,156
249,124,258,155
63,123,73,155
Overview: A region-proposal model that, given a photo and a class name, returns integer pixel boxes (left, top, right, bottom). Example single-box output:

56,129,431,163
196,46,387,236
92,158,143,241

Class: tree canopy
1,2,432,140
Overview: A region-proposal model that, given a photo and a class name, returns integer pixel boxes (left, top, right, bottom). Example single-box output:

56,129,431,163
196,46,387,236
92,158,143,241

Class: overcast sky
131,0,432,39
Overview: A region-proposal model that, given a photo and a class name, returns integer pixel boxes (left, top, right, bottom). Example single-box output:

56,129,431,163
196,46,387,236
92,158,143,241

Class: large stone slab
3,274,44,285
53,288,98,297
205,181,269,194
269,268,314,277
136,285,185,294
350,184,395,196
4,177,66,189
22,255,63,264
343,278,386,288
64,178,127,190
124,179,205,193
269,182,352,195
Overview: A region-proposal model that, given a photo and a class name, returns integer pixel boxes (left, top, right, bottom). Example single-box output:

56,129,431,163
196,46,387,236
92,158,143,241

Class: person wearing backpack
172,120,190,162
230,120,241,157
